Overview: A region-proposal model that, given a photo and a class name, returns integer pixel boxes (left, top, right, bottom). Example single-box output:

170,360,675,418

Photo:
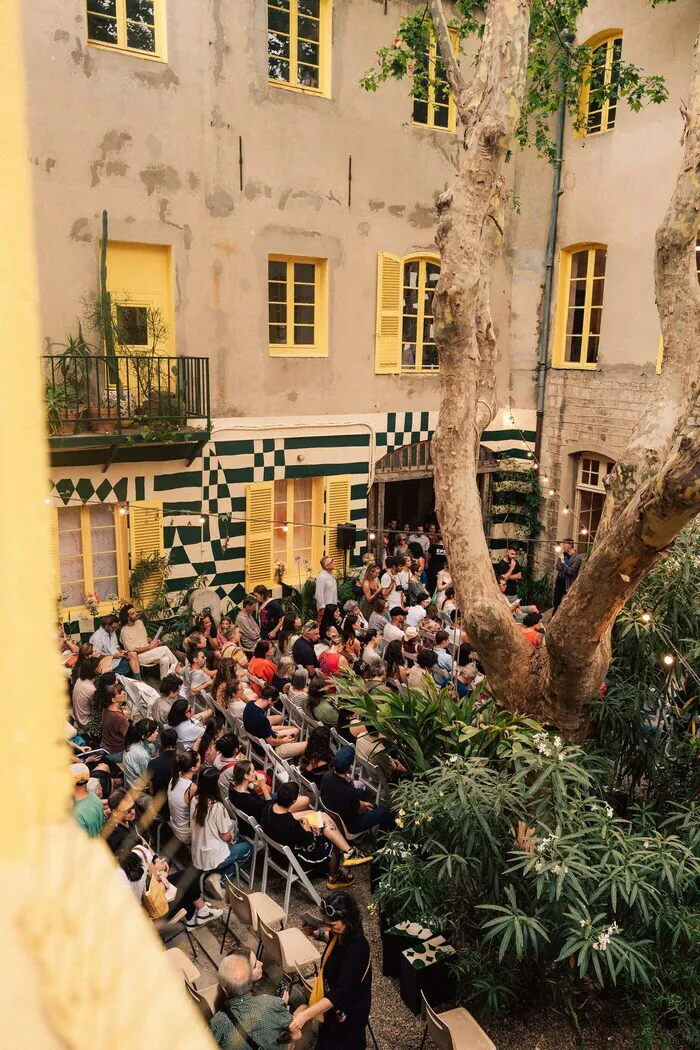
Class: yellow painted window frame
400,252,441,374
575,30,623,139
274,477,324,583
86,0,167,62
56,504,129,620
268,255,328,358
574,454,612,549
267,0,332,99
551,243,607,370
412,31,457,133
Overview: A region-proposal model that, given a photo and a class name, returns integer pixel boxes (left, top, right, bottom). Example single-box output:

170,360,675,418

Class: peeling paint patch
213,242,238,255
388,204,406,217
210,105,228,129
327,190,342,206
140,164,181,196
71,38,94,77
287,390,299,403
183,225,192,249
146,135,163,158
158,199,170,223
134,67,179,90
125,216,136,224
206,188,235,217
45,158,57,174
278,188,322,212
105,160,128,177
244,180,272,201
70,218,91,243
187,171,200,191
91,130,132,187
54,29,70,42
357,222,370,237
408,201,436,228
369,200,385,212
212,0,231,85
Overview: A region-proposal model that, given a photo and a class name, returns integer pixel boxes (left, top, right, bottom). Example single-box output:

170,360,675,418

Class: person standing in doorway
553,539,583,611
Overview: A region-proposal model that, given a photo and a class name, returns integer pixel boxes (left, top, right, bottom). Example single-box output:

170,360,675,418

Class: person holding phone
294,891,372,1050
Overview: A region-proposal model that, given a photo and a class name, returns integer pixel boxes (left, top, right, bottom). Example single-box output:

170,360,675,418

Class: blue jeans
214,837,253,883
351,805,395,833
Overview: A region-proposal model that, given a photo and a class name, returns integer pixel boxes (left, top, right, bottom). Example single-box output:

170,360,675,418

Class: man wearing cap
320,747,395,834
72,762,105,838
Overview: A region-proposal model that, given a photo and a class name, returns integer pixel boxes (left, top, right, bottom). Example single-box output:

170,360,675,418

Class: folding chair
419,991,496,1050
183,975,219,1024
117,674,158,720
280,693,305,734
218,876,286,954
224,799,262,887
155,907,199,958
321,803,365,845
258,918,321,981
257,826,323,916
354,754,390,805
289,766,321,810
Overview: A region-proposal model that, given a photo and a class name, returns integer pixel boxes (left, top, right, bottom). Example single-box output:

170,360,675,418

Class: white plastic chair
257,825,322,917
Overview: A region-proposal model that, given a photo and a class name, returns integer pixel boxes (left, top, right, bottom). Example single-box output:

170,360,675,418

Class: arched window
552,244,607,369
574,454,614,552
578,31,623,136
375,252,441,374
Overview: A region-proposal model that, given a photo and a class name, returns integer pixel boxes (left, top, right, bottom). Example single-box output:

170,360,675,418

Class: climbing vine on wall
491,463,544,542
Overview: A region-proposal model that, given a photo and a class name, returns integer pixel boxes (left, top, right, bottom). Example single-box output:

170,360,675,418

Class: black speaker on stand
336,523,357,578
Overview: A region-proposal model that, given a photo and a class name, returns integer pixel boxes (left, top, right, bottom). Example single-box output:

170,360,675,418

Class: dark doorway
383,476,436,529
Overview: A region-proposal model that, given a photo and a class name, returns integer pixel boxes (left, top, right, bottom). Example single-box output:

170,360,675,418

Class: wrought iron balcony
43,353,210,465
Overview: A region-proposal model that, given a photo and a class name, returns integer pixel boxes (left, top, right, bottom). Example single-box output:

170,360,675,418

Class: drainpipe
534,52,570,460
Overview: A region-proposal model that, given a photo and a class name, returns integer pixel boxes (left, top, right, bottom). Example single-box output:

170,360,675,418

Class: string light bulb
119,506,127,516
527,450,534,459
549,488,555,496
641,612,651,623
44,498,51,505
663,654,675,666
555,544,562,553
562,507,569,515
580,527,588,536
369,532,376,541
199,516,206,524
282,523,289,533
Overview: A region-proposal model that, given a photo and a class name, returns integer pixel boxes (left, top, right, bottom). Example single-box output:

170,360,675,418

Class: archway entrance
370,438,497,541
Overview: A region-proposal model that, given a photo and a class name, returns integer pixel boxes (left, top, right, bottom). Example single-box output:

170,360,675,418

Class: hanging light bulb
548,489,555,496
119,506,127,516
663,654,675,666
542,475,549,484
580,527,588,536
369,532,376,541
527,450,534,459
44,498,51,505
641,612,651,623
199,516,206,524
562,507,569,515
282,523,289,533
555,544,562,553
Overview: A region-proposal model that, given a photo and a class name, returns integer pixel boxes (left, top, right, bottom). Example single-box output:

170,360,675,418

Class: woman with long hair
359,629,381,668
167,749,200,845
199,713,225,767
216,614,233,651
383,640,408,690
318,629,349,683
122,717,158,789
72,656,100,734
360,564,382,622
167,697,212,750
368,597,389,635
247,638,277,695
195,611,220,667
340,617,361,660
305,677,339,728
299,726,334,787
98,676,131,760
319,603,342,643
295,891,372,1049
229,758,273,826
273,613,301,661
219,623,248,674
190,766,252,885
212,657,244,711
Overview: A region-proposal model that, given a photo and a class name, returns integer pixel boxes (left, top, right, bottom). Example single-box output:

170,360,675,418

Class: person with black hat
320,747,394,834
293,891,372,1049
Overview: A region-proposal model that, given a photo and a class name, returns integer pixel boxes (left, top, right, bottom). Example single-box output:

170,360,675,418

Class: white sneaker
185,906,223,928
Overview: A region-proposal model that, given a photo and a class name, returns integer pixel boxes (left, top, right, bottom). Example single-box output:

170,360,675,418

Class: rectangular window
268,256,328,357
574,455,612,552
86,0,165,59
246,478,324,588
56,504,129,613
412,33,456,132
585,35,622,135
267,0,330,97
552,245,607,369
401,257,440,372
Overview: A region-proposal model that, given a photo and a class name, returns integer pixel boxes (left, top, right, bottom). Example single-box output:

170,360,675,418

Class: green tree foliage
360,0,670,160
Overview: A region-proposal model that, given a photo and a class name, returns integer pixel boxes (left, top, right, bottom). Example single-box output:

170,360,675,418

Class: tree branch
597,27,700,540
428,0,468,106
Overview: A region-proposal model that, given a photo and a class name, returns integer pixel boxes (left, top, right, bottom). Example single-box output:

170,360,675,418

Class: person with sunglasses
293,891,372,1049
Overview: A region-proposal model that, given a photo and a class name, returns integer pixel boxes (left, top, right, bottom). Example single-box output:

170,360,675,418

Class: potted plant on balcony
44,327,95,435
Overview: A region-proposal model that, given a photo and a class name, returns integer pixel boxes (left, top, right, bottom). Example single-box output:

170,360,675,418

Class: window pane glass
423,317,434,344
294,304,314,325
269,303,287,325
294,477,313,504
586,336,600,364
591,278,605,306
58,507,82,532
433,104,450,128
269,56,290,81
404,261,420,287
269,324,287,344
587,108,603,134
269,281,287,303
298,0,319,15
294,263,315,284
87,13,118,44
268,7,290,34
402,316,418,343
401,344,417,369
589,307,602,336
269,260,287,282
89,504,114,527
426,264,440,284
413,99,429,125
59,529,83,559
403,288,418,315
298,16,319,41
268,32,290,58
570,250,589,280
294,282,314,304
116,305,149,346
91,526,117,554
567,335,582,363
93,551,118,581
88,0,117,12
294,325,315,344
126,0,155,22
126,21,155,52
422,344,439,369
567,308,585,336
297,65,319,88
297,40,319,65
593,249,606,278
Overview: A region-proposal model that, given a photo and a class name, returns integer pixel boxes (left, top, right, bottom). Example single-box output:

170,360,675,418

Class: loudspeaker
336,522,357,550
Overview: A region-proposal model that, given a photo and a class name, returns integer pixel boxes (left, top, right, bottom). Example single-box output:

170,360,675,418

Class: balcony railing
43,353,210,439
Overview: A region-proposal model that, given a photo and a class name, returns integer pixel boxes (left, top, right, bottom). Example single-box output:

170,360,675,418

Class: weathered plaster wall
23,0,550,421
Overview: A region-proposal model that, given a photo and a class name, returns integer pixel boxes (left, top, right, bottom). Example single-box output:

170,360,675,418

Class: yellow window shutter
375,252,402,374
245,482,275,591
129,500,165,607
48,505,61,612
324,475,352,562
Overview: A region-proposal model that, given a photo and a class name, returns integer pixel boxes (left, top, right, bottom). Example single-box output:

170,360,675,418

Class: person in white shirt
395,555,411,598
90,615,140,677
432,630,454,684
405,594,431,629
183,647,215,704
167,749,200,845
383,607,406,645
118,604,179,680
314,556,338,621
190,767,253,886
380,557,403,608
167,697,213,752
409,525,431,556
